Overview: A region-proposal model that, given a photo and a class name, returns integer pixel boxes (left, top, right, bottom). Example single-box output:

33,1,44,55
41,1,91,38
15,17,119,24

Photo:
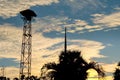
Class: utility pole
19,9,36,78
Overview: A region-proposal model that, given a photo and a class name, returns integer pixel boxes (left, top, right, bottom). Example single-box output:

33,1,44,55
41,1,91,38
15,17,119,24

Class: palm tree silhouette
40,50,105,80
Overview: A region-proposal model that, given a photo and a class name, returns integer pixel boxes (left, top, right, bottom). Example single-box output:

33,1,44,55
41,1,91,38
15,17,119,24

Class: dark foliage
40,50,105,80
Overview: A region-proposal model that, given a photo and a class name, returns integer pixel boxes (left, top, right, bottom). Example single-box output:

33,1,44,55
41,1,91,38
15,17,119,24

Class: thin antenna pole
1,66,5,77
2,66,5,77
65,27,67,53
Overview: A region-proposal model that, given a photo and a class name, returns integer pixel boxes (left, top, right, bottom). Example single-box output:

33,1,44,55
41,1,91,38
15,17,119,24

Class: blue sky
0,0,120,79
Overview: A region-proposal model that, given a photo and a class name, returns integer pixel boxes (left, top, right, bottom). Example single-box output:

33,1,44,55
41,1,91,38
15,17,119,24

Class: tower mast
64,27,67,53
19,9,36,78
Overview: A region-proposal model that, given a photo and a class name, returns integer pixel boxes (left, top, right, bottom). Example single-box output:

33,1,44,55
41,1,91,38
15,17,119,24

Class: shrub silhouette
19,75,40,80
40,50,105,80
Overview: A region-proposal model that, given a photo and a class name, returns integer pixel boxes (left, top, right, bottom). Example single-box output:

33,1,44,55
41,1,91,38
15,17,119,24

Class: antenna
0,66,5,77
19,9,37,78
64,27,67,53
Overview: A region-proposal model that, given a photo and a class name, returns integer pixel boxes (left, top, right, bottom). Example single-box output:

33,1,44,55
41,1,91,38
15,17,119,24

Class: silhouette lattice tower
19,9,36,78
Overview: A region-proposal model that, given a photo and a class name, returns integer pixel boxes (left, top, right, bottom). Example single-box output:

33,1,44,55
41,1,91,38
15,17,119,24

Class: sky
0,0,120,79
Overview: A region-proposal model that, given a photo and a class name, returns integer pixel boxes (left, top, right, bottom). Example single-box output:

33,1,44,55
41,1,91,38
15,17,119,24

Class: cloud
32,17,68,33
63,0,105,13
0,24,22,59
0,0,59,18
62,19,104,33
0,21,107,78
58,11,120,33
101,63,117,73
31,14,120,34
92,12,120,28
67,40,106,61
114,7,120,10
31,21,107,74
0,23,63,77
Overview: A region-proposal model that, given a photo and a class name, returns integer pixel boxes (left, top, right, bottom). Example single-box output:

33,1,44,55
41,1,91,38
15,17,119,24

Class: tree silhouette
40,50,105,80
113,62,120,80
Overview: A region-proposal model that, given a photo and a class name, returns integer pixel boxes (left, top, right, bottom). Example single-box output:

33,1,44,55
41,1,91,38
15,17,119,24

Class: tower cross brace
20,20,32,78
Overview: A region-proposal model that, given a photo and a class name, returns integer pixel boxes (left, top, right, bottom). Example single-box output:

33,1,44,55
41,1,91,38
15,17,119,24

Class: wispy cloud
99,62,117,80
114,7,120,10
0,22,107,77
64,0,105,11
32,17,68,33
37,17,101,34
0,0,59,18
67,40,106,61
101,63,117,73
0,0,106,18
92,11,120,28
65,11,120,33
60,19,103,33
0,24,21,59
